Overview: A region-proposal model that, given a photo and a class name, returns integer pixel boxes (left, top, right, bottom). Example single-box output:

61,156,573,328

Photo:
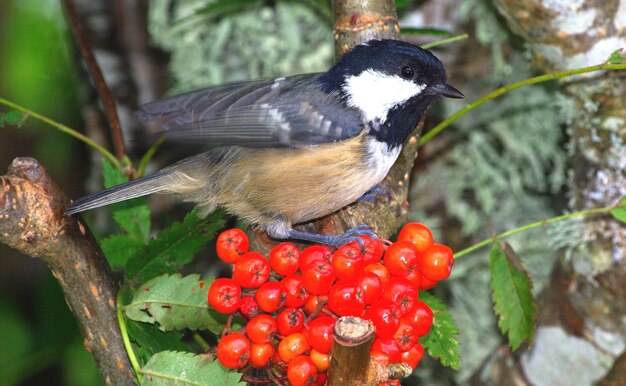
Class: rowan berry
327,280,365,317
278,333,310,363
216,333,250,369
287,355,317,386
281,274,310,308
255,281,286,313
276,307,305,336
207,278,241,314
397,222,434,253
216,228,249,263
418,243,454,281
246,314,277,344
249,342,275,368
233,252,270,288
269,242,300,276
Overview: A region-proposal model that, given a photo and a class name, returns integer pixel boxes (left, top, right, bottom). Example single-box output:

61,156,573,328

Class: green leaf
419,291,460,370
489,242,536,350
125,211,224,285
126,320,188,365
607,48,626,64
102,159,151,240
101,234,145,268
125,274,226,333
0,110,26,127
610,196,626,223
140,351,245,386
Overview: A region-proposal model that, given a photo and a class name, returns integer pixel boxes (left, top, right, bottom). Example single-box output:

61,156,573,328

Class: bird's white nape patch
343,69,426,123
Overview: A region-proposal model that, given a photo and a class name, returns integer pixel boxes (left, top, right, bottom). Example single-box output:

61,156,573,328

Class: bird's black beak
436,83,464,99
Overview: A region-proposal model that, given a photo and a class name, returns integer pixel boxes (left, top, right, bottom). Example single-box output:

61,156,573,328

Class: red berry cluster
208,224,454,386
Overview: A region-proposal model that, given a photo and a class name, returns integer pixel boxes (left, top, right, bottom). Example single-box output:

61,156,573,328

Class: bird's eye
400,65,415,79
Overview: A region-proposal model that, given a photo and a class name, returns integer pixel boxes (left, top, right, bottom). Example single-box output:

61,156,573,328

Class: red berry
278,333,310,363
419,275,438,290
303,295,323,316
239,295,261,319
276,307,305,336
418,243,454,281
302,259,335,295
331,244,365,281
269,242,300,276
404,300,433,337
299,245,332,272
249,342,275,368
309,348,329,372
383,241,420,278
357,271,383,304
347,235,384,265
371,337,401,362
364,299,400,339
246,314,277,343
287,355,317,386
307,315,336,353
364,263,390,289
217,333,250,369
327,280,365,316
394,318,418,352
233,252,271,288
281,274,310,308
401,342,424,369
208,278,241,314
382,277,418,316
255,281,286,313
397,223,434,253
314,370,328,385
216,228,249,263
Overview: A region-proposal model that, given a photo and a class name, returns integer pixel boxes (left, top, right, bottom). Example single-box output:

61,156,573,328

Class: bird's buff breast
213,135,400,227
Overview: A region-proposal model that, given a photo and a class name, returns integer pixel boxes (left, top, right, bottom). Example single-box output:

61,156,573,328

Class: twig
62,0,127,161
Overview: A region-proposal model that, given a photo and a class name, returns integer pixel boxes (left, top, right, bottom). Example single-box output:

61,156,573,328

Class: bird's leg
286,224,377,248
357,185,391,203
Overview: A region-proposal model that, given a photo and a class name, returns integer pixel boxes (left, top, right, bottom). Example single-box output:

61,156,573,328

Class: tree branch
0,157,134,386
62,0,128,161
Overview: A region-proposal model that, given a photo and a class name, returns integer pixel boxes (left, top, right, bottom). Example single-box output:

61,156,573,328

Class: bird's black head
319,39,463,148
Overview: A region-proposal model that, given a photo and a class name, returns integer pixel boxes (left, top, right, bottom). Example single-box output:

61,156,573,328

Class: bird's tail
65,171,174,215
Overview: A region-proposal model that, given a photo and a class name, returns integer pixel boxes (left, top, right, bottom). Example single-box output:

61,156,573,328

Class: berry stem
419,61,626,146
0,97,120,168
454,205,615,258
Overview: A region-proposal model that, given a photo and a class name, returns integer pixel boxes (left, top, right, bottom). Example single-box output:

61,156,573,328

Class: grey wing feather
135,75,364,147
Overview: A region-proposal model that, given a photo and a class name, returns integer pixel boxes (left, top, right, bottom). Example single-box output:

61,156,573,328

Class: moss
148,0,333,91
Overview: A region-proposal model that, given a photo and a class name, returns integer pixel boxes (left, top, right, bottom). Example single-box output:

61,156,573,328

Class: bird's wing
135,75,364,147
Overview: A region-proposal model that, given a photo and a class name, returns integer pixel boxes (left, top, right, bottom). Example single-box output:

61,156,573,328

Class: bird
66,39,463,247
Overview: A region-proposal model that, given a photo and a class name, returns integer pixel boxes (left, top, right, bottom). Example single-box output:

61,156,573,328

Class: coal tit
66,39,463,247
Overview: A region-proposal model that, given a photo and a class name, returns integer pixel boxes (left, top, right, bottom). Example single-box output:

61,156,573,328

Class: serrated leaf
140,351,245,386
126,320,188,365
100,234,145,268
419,291,460,370
125,274,226,333
101,159,151,240
607,48,626,64
610,196,626,223
0,110,27,127
125,211,224,285
490,242,536,350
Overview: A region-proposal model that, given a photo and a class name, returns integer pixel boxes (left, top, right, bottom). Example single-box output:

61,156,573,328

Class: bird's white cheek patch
343,69,426,123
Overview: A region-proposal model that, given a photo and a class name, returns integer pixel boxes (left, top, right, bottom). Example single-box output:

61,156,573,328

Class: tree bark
0,157,134,385
471,1,626,385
